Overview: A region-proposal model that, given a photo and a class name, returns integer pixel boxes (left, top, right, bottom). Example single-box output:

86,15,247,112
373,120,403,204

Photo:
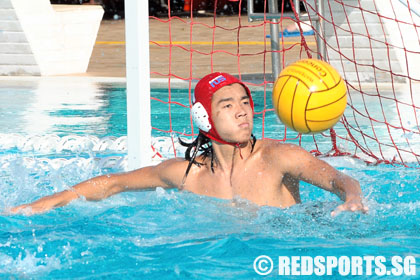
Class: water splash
0,134,419,279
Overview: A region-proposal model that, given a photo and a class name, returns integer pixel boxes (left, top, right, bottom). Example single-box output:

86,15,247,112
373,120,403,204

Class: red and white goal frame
127,0,420,169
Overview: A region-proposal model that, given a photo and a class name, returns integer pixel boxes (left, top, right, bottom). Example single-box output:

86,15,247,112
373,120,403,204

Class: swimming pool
0,78,418,279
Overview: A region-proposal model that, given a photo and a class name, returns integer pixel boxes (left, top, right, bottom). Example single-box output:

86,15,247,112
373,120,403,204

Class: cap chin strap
204,133,244,159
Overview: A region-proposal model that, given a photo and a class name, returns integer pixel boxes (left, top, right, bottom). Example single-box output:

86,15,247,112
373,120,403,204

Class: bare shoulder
146,157,189,184
154,157,189,176
257,139,318,170
150,157,190,188
155,157,188,168
258,139,309,158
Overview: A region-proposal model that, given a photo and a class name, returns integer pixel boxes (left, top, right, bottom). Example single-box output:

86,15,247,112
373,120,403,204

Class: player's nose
235,103,247,118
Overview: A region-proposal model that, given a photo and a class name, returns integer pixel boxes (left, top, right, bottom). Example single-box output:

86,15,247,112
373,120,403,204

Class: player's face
211,83,254,144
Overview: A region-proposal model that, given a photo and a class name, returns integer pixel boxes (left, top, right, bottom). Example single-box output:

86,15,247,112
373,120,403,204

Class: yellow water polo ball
272,58,347,134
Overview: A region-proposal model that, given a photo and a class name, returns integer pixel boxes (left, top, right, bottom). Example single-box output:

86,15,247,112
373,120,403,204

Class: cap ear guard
191,102,211,132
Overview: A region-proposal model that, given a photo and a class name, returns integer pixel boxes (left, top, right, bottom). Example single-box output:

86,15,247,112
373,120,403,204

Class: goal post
125,0,152,170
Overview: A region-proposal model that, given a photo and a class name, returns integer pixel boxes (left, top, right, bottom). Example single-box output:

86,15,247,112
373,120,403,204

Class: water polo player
11,72,368,216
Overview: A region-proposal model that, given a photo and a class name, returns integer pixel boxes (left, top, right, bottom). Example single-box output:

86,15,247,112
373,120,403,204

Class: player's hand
9,202,49,215
331,197,369,217
8,189,80,215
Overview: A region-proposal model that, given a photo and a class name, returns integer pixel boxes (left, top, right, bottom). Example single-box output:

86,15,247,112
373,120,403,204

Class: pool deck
0,15,315,83
75,16,315,82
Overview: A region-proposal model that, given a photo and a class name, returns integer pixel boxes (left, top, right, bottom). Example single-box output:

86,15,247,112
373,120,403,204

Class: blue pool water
0,79,419,279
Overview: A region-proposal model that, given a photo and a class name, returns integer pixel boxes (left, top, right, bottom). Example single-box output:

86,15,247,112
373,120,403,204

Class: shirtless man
11,72,368,216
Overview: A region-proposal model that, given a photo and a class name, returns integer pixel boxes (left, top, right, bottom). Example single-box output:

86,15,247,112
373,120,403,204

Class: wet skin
10,83,367,215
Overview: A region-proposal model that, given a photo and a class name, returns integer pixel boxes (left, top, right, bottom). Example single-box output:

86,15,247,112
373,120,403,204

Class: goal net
148,0,420,167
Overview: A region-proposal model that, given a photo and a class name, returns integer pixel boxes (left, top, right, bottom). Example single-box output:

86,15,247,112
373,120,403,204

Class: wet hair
179,133,257,187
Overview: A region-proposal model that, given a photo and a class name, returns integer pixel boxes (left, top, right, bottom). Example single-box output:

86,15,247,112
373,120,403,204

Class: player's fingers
331,204,345,217
9,205,27,213
331,201,369,217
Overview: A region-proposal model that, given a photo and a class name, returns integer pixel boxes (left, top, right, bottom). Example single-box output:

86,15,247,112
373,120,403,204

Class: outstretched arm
10,158,186,214
278,144,368,216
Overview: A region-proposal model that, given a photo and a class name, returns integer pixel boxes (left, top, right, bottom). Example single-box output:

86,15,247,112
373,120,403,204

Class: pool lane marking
96,41,316,46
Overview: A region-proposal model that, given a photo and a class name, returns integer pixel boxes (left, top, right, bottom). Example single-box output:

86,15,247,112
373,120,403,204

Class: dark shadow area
49,0,305,18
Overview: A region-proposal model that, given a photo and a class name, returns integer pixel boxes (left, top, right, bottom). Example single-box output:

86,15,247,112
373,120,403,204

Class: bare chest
184,164,297,207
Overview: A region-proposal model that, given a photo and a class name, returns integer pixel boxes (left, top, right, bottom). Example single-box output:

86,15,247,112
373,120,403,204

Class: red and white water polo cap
191,72,254,144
